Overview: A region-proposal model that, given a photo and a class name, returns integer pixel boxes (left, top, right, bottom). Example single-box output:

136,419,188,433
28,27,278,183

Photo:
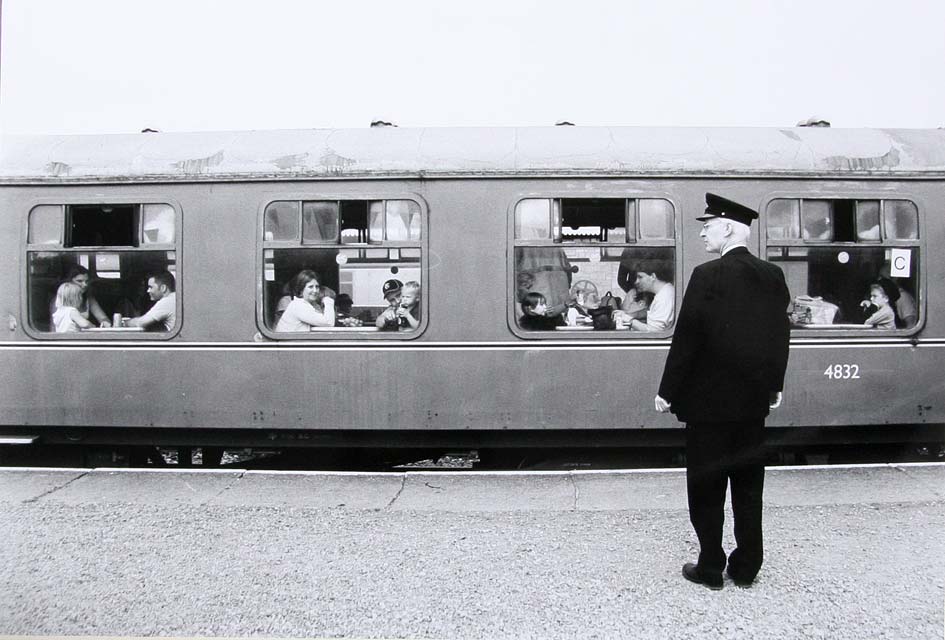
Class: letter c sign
890,248,911,278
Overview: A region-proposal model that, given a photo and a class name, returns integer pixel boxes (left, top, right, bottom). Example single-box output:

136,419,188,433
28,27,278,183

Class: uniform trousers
685,419,766,580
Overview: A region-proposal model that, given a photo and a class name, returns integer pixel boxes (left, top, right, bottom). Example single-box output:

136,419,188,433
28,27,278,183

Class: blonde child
52,282,95,332
397,281,421,330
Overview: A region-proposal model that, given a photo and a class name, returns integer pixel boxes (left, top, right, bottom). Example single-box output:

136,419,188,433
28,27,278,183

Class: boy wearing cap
375,279,403,330
655,193,791,590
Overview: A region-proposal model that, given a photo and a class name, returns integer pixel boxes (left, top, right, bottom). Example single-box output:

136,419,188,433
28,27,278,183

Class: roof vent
796,117,830,128
370,120,397,128
555,121,575,126
141,128,160,133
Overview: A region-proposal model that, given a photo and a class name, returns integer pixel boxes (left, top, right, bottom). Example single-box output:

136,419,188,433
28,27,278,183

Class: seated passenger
628,263,675,331
878,265,917,328
613,287,652,326
376,279,403,331
50,265,111,328
125,270,177,331
397,281,421,331
334,293,362,327
861,279,898,329
273,282,293,326
274,270,335,332
52,282,95,333
519,292,564,331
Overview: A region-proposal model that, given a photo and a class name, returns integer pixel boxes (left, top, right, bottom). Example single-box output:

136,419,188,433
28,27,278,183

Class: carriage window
26,203,180,338
884,200,918,239
264,201,300,241
142,204,176,244
28,205,63,245
855,201,881,241
303,201,339,243
262,199,424,336
766,197,920,331
68,204,138,247
513,197,676,336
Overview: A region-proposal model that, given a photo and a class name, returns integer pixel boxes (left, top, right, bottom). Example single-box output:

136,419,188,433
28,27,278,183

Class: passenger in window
52,283,95,332
274,270,335,332
334,293,362,327
50,265,111,328
860,279,898,329
125,270,177,331
628,262,675,331
375,279,404,330
613,287,653,326
877,266,917,328
273,281,293,326
396,281,421,331
519,292,565,330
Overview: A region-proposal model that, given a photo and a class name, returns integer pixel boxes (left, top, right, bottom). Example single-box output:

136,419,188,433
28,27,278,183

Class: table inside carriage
793,323,870,329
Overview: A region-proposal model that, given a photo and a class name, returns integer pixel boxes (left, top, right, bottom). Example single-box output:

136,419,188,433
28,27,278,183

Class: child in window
397,281,421,331
52,282,95,333
861,280,898,329
376,279,403,331
519,292,564,331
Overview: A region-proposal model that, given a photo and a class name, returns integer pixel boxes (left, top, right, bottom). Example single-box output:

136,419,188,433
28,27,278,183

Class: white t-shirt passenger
138,292,176,331
643,283,675,331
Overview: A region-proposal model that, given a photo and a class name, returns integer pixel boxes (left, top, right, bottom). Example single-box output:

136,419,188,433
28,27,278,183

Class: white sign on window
890,248,911,278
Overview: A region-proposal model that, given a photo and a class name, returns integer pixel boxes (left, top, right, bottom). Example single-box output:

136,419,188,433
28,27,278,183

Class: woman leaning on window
274,270,335,332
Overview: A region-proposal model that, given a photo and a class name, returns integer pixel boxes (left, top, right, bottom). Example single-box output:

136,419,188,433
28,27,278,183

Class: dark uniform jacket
658,247,791,423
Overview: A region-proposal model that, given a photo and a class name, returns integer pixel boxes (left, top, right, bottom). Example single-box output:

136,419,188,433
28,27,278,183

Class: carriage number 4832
824,364,860,379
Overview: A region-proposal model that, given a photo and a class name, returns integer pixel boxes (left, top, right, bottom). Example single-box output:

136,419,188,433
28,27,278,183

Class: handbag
587,291,620,330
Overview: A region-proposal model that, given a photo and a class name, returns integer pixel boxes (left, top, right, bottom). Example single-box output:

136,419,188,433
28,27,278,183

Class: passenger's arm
125,301,169,329
71,308,95,330
398,307,420,329
297,298,334,328
376,305,396,328
88,296,110,326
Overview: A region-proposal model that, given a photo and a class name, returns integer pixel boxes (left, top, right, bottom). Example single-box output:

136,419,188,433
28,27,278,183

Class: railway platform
1,463,943,639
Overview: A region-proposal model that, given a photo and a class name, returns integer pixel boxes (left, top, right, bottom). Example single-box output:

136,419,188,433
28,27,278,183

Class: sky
1,0,943,135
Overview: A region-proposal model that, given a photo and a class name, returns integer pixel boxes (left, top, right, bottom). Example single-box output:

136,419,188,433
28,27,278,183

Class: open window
766,198,920,331
261,198,425,337
512,197,677,336
25,203,180,338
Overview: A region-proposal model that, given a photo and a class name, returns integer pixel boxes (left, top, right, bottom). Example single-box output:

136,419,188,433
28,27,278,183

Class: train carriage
0,126,943,458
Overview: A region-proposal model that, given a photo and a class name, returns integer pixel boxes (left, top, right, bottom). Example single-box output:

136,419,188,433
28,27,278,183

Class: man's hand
769,391,783,409
655,395,671,413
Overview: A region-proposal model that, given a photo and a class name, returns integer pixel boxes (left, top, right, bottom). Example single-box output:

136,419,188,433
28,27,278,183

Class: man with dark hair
655,193,791,590
125,270,176,331
628,259,675,331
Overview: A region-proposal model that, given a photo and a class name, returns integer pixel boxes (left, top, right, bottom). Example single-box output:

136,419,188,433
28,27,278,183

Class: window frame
21,197,183,341
761,191,923,335
507,192,680,340
256,192,429,341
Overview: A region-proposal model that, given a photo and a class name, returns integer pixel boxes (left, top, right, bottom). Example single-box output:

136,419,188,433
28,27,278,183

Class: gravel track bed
1,499,942,639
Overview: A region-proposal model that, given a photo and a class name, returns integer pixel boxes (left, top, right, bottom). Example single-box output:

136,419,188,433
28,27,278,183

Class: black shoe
682,562,723,590
725,567,754,588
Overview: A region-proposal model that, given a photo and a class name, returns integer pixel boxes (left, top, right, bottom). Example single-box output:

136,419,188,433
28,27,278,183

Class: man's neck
721,242,748,256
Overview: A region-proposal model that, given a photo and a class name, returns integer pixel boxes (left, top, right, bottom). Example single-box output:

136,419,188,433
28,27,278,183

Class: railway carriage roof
1,126,944,183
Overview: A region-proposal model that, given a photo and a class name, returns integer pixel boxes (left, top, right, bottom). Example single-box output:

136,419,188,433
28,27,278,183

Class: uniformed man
655,193,791,590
